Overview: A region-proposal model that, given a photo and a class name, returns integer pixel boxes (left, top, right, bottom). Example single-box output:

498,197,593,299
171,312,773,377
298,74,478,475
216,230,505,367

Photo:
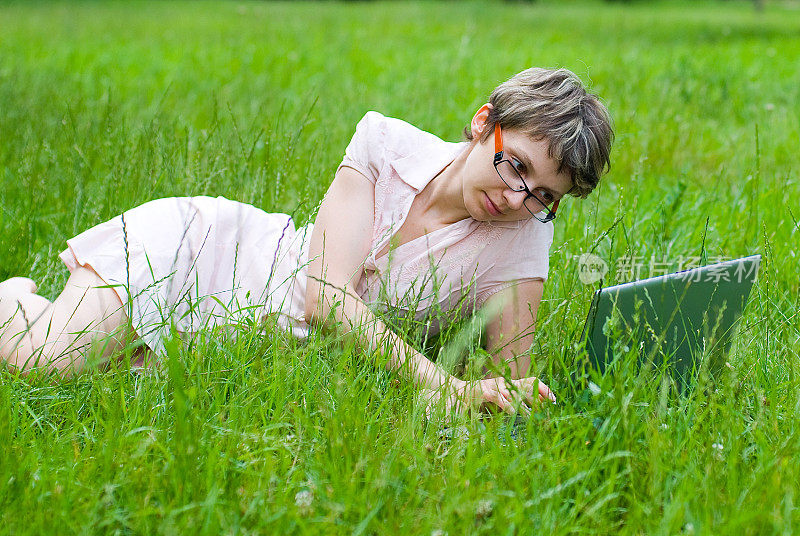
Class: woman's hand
467,377,556,416
421,377,556,419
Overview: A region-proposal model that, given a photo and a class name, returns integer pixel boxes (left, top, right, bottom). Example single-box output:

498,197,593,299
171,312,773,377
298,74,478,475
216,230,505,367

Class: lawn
1,0,799,534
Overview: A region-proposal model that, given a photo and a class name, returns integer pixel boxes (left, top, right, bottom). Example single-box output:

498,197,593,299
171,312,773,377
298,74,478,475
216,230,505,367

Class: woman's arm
481,279,557,407
304,166,458,391
483,279,552,385
304,166,549,412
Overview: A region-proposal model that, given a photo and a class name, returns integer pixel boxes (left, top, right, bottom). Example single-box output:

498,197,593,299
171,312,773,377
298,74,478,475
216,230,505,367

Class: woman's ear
470,103,493,139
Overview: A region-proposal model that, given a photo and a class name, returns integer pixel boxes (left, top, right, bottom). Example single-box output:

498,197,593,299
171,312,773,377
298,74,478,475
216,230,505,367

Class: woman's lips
485,193,502,217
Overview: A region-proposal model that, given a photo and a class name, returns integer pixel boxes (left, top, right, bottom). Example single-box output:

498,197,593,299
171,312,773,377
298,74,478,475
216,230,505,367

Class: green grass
1,0,799,533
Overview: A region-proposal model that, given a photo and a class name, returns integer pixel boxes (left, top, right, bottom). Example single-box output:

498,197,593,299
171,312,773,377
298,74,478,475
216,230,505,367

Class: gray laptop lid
582,255,761,383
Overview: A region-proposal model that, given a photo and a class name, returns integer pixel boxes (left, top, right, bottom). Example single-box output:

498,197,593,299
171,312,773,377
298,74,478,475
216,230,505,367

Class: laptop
581,254,761,387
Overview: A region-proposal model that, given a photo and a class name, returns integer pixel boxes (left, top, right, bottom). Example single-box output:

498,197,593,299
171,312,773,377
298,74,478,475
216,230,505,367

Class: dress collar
389,140,468,193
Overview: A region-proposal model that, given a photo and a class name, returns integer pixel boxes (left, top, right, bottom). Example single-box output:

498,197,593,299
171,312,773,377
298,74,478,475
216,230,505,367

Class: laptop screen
582,255,760,386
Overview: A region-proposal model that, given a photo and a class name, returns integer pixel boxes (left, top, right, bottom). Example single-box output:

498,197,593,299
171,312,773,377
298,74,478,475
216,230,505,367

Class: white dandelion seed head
295,489,313,510
476,499,494,519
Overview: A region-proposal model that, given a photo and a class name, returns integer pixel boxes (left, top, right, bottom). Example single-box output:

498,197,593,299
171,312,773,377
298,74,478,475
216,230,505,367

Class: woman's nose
504,189,528,211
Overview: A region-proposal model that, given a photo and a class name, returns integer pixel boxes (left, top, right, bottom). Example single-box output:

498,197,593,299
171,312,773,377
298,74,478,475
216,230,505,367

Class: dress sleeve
336,111,388,185
475,220,554,306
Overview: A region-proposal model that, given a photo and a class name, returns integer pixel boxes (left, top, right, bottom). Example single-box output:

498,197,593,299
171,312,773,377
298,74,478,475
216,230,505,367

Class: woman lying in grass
0,67,612,415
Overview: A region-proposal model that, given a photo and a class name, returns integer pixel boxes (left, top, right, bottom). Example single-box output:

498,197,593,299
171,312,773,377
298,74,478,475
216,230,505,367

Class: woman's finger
500,397,516,415
493,388,518,415
512,377,556,405
507,388,531,417
508,378,533,404
505,384,531,416
483,384,506,413
538,380,557,404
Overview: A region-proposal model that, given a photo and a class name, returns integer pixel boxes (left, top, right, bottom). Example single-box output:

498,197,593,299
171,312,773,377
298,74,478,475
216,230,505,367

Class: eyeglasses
493,123,560,223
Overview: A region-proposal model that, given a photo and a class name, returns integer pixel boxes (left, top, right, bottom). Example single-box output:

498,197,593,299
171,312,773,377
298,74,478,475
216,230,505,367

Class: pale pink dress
59,111,553,355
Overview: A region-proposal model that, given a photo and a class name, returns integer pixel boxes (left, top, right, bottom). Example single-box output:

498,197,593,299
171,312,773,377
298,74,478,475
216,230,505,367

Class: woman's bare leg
0,267,137,377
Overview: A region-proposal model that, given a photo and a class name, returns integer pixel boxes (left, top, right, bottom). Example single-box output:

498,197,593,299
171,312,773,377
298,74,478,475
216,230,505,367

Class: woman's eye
537,189,554,203
511,158,526,174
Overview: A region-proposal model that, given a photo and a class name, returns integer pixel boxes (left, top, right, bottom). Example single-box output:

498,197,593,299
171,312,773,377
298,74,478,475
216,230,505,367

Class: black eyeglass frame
492,123,560,223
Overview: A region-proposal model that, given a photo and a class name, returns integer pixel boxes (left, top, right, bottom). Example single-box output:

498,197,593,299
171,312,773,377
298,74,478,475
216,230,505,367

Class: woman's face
461,110,573,223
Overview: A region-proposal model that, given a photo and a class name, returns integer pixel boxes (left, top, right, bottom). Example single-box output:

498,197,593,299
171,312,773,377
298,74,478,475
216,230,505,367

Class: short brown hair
465,67,614,198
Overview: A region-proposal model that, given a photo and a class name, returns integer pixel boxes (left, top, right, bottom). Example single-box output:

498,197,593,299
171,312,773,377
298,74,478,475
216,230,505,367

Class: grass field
1,0,799,533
